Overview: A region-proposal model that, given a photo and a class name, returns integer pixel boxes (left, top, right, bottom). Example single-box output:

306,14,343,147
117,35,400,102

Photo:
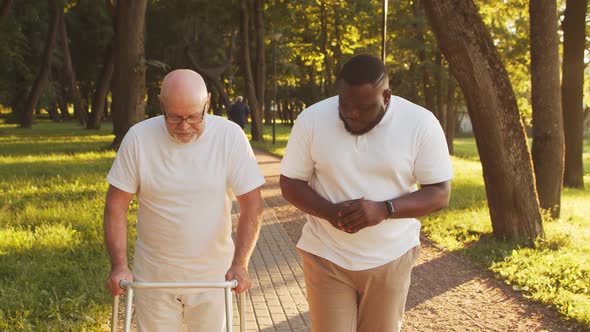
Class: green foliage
0,120,138,330
0,0,51,115
66,0,114,93
477,0,532,118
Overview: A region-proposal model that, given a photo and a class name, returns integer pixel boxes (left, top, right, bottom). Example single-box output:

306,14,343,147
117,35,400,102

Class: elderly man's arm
104,185,135,295
226,187,264,293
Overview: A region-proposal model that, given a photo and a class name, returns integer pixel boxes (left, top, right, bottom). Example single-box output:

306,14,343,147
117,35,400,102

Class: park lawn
0,119,588,329
0,120,137,331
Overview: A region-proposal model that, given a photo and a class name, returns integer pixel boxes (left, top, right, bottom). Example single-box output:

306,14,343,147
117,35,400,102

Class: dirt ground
255,149,588,332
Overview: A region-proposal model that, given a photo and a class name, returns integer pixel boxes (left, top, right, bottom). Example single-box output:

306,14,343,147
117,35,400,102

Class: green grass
246,121,292,156
1,119,589,329
0,120,137,331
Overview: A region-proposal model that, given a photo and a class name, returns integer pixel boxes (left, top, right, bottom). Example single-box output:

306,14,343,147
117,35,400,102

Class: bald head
159,69,208,107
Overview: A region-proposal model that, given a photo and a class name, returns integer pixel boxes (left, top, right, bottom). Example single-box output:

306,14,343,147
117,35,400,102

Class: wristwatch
385,200,395,218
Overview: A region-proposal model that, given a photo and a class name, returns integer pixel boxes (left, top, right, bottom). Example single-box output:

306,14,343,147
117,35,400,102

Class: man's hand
225,264,251,294
335,198,388,234
106,265,133,296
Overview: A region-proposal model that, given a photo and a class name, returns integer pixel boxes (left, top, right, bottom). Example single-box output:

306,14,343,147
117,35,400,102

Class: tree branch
184,45,232,112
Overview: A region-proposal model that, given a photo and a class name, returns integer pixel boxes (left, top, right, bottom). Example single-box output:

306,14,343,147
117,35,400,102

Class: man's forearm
389,182,450,219
104,213,128,268
280,175,335,221
232,211,262,268
233,189,264,268
104,202,129,269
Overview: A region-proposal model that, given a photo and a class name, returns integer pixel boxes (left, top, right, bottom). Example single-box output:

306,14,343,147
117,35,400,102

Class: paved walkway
230,150,310,331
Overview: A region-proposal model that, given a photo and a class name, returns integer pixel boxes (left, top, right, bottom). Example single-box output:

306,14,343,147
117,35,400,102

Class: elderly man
104,69,264,331
280,54,452,331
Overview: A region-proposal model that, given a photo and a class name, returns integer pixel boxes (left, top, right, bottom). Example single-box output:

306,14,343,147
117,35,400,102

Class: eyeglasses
162,103,207,125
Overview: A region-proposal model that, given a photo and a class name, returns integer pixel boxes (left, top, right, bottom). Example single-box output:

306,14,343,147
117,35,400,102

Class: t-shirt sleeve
414,115,453,185
227,127,265,196
106,129,140,194
280,112,314,181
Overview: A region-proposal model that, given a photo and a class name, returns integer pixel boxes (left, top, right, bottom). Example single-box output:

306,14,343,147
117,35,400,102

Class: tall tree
413,0,435,113
88,41,114,130
561,0,587,188
253,0,266,126
58,5,87,125
445,74,457,155
0,0,12,26
423,0,543,245
109,0,147,149
239,0,263,141
529,0,564,218
20,0,59,128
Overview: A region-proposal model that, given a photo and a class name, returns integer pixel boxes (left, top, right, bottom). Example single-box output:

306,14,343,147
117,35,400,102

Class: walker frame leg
111,280,246,332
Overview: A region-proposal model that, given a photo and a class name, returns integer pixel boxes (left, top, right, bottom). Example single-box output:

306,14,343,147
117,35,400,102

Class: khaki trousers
134,289,225,332
299,246,419,332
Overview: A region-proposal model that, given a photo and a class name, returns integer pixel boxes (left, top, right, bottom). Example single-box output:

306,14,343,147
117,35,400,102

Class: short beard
339,107,386,135
172,132,198,144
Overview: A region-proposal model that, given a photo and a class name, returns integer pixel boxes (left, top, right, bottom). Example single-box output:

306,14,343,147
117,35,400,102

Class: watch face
386,200,394,216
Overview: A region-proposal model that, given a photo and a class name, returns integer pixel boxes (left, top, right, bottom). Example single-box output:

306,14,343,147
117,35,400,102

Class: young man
104,69,264,331
280,54,452,332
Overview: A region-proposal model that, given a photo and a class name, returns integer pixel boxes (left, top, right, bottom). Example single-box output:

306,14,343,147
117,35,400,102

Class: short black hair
337,53,388,86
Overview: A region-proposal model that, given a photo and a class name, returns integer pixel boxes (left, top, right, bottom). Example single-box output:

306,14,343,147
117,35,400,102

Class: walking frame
111,279,246,332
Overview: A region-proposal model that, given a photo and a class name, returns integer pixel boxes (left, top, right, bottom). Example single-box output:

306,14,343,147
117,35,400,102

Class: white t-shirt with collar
281,95,453,270
107,115,264,288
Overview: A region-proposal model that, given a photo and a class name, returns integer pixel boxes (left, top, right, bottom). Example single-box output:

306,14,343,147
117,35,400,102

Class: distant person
280,53,453,332
104,69,264,331
228,96,250,129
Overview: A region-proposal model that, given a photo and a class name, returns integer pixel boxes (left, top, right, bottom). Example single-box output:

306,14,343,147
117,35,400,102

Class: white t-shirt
281,96,453,270
107,115,264,288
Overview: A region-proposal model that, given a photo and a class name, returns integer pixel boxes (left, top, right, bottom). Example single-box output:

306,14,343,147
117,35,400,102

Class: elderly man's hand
106,265,133,296
225,264,251,294
336,198,388,234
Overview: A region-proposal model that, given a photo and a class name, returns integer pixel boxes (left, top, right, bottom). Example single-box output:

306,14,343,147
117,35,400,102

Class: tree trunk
47,103,60,122
20,0,59,128
109,0,147,149
239,0,263,141
253,0,266,125
58,7,87,126
414,0,435,112
88,41,114,130
423,0,543,245
57,83,70,121
332,1,343,78
184,47,233,115
320,0,332,97
435,50,446,130
88,1,115,130
445,76,457,155
0,0,13,26
530,0,564,218
561,0,587,188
